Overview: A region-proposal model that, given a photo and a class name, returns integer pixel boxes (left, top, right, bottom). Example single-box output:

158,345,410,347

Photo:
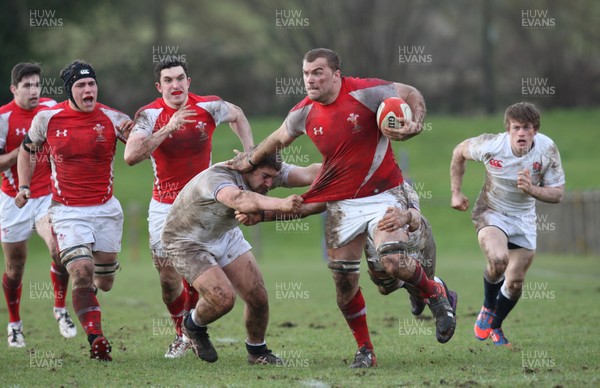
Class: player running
16,60,134,361
124,59,253,358
228,48,456,367
450,102,565,346
1,62,76,348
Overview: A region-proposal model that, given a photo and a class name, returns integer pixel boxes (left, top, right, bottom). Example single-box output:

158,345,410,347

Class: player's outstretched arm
216,185,303,214
223,102,254,152
450,139,474,212
227,122,296,173
124,106,196,165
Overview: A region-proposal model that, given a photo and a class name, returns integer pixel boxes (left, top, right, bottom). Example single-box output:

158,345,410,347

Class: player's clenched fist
280,194,303,213
517,169,532,194
451,192,469,212
14,187,31,209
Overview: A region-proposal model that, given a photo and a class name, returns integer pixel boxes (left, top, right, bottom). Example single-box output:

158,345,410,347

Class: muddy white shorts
148,198,171,257
0,191,51,243
325,185,410,249
162,227,252,285
48,196,124,252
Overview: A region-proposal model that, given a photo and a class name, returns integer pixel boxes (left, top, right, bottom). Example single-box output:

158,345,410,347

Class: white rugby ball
376,97,412,130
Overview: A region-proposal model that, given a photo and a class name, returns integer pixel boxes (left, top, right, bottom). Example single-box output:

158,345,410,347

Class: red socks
72,287,103,336
408,263,439,298
50,262,69,309
2,273,22,323
166,289,186,336
183,279,199,313
340,288,373,350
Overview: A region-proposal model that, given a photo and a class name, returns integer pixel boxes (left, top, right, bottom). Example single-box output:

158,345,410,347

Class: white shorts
325,185,409,249
0,191,51,243
148,199,171,257
48,196,124,253
473,209,537,250
162,227,252,285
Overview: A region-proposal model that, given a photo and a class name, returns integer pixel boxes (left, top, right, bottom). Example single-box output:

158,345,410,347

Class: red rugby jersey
284,77,403,202
0,98,56,198
133,93,230,203
27,101,130,206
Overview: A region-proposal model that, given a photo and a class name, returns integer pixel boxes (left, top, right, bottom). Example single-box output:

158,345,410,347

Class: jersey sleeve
132,108,161,137
284,103,312,138
272,162,295,188
540,142,565,187
348,79,397,113
467,133,499,162
100,107,131,140
203,165,240,201
197,99,229,126
28,109,61,145
0,112,9,149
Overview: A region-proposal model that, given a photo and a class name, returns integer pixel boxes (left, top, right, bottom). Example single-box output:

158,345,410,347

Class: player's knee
488,255,508,278
247,284,269,313
60,245,93,268
506,279,524,298
5,260,26,279
93,261,120,292
205,285,236,314
377,241,408,264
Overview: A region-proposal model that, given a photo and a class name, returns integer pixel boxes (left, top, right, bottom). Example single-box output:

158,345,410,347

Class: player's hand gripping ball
376,97,413,130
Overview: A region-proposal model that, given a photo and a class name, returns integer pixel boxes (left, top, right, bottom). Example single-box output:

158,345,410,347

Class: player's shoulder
39,98,57,109
343,76,392,91
35,101,67,119
0,100,15,113
533,132,557,148
135,98,164,118
138,98,163,111
290,96,314,113
189,93,222,104
97,102,128,116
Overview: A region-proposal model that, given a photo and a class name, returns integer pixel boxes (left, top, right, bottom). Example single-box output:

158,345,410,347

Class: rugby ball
376,97,412,130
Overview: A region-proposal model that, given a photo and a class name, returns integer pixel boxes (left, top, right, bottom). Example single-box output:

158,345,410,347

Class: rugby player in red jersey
16,60,134,361
228,48,456,367
124,59,253,358
1,62,76,348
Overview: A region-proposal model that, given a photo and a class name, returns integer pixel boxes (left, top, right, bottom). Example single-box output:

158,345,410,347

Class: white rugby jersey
469,132,565,215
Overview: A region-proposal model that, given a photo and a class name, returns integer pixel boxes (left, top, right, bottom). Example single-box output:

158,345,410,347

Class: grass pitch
1,109,599,387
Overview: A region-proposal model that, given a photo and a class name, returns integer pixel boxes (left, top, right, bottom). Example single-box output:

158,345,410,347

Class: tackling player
16,60,134,361
161,154,303,364
236,178,459,333
228,48,456,367
124,59,253,358
450,102,565,346
1,62,76,348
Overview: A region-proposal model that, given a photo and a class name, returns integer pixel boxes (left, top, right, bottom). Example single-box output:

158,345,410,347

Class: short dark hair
11,62,42,86
255,151,282,172
154,59,188,83
504,102,541,131
303,48,341,71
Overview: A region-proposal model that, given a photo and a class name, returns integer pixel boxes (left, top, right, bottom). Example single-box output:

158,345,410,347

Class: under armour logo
313,126,324,136
56,129,68,137
15,128,27,136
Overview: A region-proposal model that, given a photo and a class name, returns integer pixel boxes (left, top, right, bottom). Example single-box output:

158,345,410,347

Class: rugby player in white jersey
450,102,565,346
